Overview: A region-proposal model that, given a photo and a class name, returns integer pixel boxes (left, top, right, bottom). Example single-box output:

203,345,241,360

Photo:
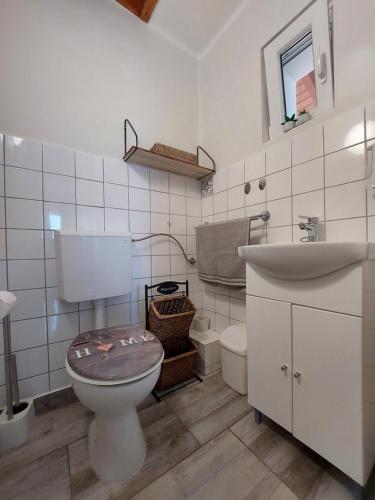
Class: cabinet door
247,296,292,431
292,306,363,483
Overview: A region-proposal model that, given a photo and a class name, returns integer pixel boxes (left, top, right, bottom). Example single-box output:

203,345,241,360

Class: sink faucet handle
298,214,312,221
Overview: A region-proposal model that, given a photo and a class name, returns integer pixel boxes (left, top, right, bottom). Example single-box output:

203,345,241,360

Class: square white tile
170,174,186,196
150,169,168,192
5,166,42,199
104,157,128,185
16,346,48,380
105,208,129,232
325,217,367,242
171,254,186,275
151,191,169,214
5,136,42,170
44,202,76,231
6,198,43,229
11,289,46,321
214,191,227,214
104,183,128,209
213,169,227,194
187,216,200,235
151,236,170,256
128,163,149,189
44,230,56,259
8,259,45,290
266,168,291,201
186,197,201,217
292,157,324,195
11,317,47,351
131,256,151,279
227,161,244,189
245,151,265,181
267,226,293,244
44,172,75,204
170,214,186,235
228,185,244,211
49,368,71,391
76,178,103,207
152,255,171,276
0,229,5,259
7,229,44,259
129,187,150,212
107,303,131,328
0,165,4,196
45,259,58,287
368,217,375,241
325,181,366,220
292,123,323,166
129,210,150,233
48,340,71,371
266,140,291,174
77,205,104,231
325,145,366,187
47,312,79,343
151,212,170,233
170,194,186,215
43,144,74,176
202,195,213,216
324,106,365,154
267,197,292,227
186,178,201,199
75,151,103,181
19,374,49,400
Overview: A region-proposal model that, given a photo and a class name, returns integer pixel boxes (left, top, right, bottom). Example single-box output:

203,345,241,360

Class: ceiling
148,0,249,59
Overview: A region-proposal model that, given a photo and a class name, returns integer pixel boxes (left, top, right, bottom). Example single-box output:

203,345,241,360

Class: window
263,0,333,140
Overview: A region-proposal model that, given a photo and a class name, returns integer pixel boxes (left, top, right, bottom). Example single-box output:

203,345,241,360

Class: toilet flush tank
55,232,131,302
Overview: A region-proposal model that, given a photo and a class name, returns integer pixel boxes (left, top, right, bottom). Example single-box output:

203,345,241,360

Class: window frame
263,0,333,140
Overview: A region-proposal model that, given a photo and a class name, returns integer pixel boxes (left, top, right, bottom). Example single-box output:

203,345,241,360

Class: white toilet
66,325,164,482
220,325,247,395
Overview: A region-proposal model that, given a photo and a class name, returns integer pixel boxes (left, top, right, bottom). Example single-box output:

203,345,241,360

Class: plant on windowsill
281,114,297,133
296,109,312,126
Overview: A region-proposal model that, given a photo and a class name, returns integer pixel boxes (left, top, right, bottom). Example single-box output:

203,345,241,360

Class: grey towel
195,218,250,287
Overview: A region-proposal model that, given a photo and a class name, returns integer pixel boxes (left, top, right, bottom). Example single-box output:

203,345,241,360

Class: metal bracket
123,119,138,161
197,146,216,173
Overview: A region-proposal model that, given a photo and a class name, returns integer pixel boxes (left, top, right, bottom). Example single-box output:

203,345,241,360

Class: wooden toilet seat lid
67,325,164,383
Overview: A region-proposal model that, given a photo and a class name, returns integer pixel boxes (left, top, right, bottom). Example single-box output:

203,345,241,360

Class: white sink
238,242,375,280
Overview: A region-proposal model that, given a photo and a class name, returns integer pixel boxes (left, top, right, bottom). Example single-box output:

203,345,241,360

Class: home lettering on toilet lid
67,325,164,382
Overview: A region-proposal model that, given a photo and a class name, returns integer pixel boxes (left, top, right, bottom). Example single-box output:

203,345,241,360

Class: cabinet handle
294,371,302,379
281,364,288,372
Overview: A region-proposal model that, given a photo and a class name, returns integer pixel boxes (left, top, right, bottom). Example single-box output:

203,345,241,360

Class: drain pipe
94,298,106,330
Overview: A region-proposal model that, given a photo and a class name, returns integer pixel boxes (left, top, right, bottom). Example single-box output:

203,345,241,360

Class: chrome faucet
298,215,319,242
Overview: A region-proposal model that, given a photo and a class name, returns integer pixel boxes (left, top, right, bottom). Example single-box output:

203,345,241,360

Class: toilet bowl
66,325,164,482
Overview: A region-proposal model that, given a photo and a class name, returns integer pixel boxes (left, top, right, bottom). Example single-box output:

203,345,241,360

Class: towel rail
249,210,271,222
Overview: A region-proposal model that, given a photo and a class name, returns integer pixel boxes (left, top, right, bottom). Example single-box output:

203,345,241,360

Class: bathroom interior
0,0,375,498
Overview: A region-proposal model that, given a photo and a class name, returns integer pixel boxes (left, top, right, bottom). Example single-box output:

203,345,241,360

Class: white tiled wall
200,101,375,332
0,135,202,404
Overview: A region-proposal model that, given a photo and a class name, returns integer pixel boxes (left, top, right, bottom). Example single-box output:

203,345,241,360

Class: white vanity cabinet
243,246,375,486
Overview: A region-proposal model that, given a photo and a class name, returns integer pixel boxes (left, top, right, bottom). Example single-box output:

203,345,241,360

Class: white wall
198,0,375,169
0,0,198,158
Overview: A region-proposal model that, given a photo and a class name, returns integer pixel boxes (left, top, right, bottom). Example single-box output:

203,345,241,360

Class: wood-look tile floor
0,373,374,500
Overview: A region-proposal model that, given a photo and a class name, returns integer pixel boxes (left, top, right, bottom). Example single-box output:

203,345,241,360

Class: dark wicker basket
156,338,198,390
148,295,197,343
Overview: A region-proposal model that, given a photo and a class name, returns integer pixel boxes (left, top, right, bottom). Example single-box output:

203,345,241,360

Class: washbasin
238,242,375,280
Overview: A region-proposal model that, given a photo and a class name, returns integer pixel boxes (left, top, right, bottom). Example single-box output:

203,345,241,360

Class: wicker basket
151,143,197,164
156,338,197,390
148,295,197,343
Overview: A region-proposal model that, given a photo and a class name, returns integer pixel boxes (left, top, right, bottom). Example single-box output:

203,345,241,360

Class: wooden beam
140,0,158,23
116,0,158,23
